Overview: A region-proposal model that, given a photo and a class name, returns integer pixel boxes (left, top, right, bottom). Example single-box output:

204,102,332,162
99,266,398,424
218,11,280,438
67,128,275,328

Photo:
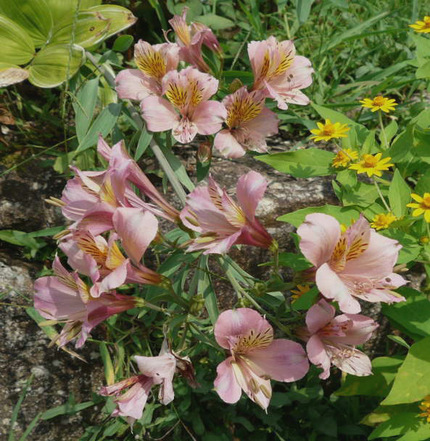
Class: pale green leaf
0,14,35,65
86,5,137,40
0,0,53,47
195,13,234,30
27,44,84,88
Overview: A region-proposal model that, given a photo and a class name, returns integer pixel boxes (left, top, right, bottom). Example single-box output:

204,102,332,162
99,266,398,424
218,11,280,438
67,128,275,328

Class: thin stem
426,221,430,240
379,111,389,150
374,179,391,212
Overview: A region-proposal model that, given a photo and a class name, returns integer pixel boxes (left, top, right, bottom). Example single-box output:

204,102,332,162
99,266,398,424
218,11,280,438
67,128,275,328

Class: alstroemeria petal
214,357,242,404
306,299,336,334
297,213,341,267
246,339,309,382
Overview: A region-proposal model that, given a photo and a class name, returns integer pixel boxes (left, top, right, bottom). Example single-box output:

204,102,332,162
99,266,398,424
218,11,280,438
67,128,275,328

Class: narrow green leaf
9,375,34,441
257,148,335,178
296,0,315,23
157,143,195,192
99,342,115,386
18,412,42,441
388,170,411,217
41,400,95,420
134,129,152,161
75,103,122,154
197,255,219,324
73,77,99,143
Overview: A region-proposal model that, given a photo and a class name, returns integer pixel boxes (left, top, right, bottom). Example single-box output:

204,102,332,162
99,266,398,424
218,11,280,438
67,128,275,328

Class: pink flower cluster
296,213,406,378
115,9,314,157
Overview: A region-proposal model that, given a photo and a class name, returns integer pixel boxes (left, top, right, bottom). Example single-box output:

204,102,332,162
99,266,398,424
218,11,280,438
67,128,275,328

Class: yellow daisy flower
310,119,350,142
410,16,430,33
291,285,311,302
349,153,394,177
370,213,397,230
419,395,430,423
407,193,430,223
360,96,398,113
332,149,359,168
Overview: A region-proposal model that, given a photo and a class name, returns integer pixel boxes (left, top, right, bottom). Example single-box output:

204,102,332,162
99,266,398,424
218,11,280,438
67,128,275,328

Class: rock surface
0,254,104,441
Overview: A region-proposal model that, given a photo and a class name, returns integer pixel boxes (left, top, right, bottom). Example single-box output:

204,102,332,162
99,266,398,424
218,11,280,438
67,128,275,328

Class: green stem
379,111,389,150
374,180,391,213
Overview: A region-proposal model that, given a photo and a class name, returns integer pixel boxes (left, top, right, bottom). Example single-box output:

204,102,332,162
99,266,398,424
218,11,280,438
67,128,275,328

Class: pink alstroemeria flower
249,36,313,110
59,209,164,295
214,87,279,158
300,299,378,379
297,213,407,313
214,308,309,410
116,40,179,101
34,257,138,348
140,66,226,144
100,344,177,425
169,7,221,73
97,136,180,223
180,171,273,254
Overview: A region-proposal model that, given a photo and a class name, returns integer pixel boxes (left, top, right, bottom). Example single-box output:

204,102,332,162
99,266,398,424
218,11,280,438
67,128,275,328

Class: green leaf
51,11,110,48
0,14,35,65
296,0,315,23
277,204,360,227
166,0,203,19
382,335,430,405
340,181,378,208
99,342,115,386
382,287,430,339
291,286,319,311
158,143,195,192
46,0,101,25
86,5,137,40
336,357,403,397
73,77,99,143
278,252,313,271
382,120,399,145
257,148,335,178
195,13,234,30
112,34,133,52
41,400,95,420
134,129,153,161
75,103,122,153
27,44,84,88
369,412,427,440
382,230,421,264
0,0,53,47
416,169,430,195
197,255,219,324
388,169,411,217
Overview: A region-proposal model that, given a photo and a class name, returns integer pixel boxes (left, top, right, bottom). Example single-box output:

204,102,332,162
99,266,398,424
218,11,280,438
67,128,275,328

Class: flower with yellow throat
360,96,398,113
310,119,350,142
407,193,430,223
349,153,394,177
409,16,430,33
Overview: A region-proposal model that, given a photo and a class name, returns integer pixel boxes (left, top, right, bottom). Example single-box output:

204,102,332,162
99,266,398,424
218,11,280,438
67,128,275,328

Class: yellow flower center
232,327,273,354
135,47,166,81
226,94,263,128
363,154,379,168
372,96,386,107
421,195,430,209
165,79,203,110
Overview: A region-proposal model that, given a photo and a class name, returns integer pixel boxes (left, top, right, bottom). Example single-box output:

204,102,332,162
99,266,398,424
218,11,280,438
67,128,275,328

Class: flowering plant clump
4,1,426,439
